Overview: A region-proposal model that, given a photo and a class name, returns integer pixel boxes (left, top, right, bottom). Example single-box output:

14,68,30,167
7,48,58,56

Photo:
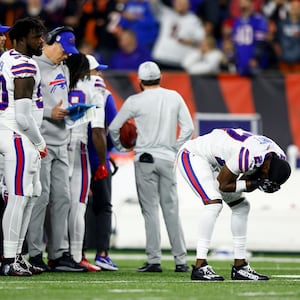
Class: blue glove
67,103,95,121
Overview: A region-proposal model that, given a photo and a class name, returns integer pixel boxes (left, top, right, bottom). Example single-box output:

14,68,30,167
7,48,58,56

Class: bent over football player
176,128,291,281
0,17,47,276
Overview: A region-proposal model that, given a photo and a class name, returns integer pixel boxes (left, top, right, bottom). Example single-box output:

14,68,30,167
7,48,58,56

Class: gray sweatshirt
34,53,70,146
109,86,194,162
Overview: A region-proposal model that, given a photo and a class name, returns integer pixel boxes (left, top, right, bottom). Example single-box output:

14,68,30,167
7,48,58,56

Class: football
119,120,137,149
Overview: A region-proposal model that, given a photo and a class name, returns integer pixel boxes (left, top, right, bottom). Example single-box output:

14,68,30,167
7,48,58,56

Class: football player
65,53,107,271
176,128,291,281
0,17,47,276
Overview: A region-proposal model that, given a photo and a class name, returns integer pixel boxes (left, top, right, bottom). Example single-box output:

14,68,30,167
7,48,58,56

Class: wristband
235,180,247,192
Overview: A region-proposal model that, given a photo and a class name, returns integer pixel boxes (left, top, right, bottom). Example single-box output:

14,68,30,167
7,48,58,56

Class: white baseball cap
86,54,108,71
138,61,161,81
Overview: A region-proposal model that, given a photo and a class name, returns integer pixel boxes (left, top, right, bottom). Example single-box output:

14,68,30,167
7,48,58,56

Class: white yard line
84,253,300,263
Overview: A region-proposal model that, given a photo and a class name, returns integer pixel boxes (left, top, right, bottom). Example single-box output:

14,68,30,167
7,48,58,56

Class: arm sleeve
15,98,46,148
91,84,106,128
91,106,105,129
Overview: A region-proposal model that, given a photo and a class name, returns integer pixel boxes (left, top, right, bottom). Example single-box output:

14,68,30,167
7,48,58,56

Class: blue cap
0,24,10,33
55,31,79,55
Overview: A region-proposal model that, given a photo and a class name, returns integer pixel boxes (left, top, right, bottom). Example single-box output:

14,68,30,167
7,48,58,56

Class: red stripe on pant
181,150,210,204
14,133,25,196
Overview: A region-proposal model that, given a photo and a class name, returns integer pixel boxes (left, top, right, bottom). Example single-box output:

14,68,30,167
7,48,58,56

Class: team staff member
86,54,118,271
109,61,194,272
176,128,291,281
27,27,86,272
0,17,47,276
65,53,107,272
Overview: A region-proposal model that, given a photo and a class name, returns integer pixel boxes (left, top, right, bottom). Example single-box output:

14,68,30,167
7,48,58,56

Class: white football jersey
68,75,105,143
182,128,286,176
0,49,43,131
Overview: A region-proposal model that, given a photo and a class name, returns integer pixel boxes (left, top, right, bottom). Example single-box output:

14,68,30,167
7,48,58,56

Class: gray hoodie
34,53,70,146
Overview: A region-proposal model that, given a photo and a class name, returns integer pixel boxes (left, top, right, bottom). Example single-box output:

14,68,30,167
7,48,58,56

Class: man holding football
176,128,291,281
109,61,194,273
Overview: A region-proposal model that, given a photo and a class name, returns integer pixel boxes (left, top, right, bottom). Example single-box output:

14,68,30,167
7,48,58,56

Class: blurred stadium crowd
1,0,300,75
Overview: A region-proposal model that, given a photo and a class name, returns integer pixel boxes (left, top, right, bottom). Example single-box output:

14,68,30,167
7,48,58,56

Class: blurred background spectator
77,0,122,64
262,0,289,23
220,38,237,72
3,0,300,74
117,0,159,51
230,0,264,18
62,0,84,29
216,18,237,73
188,0,220,36
217,17,234,48
109,28,152,70
232,0,270,76
273,0,300,73
182,35,224,74
42,0,68,27
19,0,56,29
150,0,205,70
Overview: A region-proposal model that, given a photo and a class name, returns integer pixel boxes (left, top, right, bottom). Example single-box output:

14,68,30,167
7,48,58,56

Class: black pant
85,171,112,253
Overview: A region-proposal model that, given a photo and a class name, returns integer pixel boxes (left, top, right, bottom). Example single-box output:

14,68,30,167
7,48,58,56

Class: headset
45,26,75,45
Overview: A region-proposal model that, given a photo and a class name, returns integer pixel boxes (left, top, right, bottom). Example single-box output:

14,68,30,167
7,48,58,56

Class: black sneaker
137,262,162,272
175,264,190,272
231,263,269,280
29,253,50,272
1,261,32,276
191,265,224,281
50,252,88,272
16,254,43,275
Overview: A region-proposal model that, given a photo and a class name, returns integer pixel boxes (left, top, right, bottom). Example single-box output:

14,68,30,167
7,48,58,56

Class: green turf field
1,251,300,300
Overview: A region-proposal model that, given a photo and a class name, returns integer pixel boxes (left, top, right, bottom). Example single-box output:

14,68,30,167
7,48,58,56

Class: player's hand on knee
94,164,108,180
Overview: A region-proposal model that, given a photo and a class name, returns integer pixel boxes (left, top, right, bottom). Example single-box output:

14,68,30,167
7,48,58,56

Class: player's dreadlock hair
66,53,90,90
9,17,46,43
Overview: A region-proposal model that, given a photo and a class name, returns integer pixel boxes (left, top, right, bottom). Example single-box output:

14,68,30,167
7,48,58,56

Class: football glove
39,146,48,158
257,178,280,193
94,164,109,181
